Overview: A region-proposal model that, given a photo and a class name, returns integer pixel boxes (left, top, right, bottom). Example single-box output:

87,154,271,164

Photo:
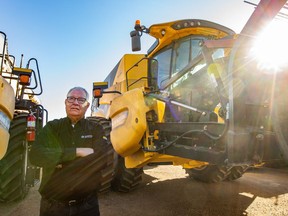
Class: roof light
172,20,202,30
135,20,141,31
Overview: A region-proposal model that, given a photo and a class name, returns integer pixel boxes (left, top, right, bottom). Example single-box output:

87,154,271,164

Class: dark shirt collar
65,117,86,128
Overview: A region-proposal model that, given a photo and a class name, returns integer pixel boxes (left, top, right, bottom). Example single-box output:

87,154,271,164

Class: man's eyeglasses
66,96,87,104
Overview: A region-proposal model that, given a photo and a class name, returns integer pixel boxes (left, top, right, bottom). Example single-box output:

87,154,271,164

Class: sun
250,19,288,72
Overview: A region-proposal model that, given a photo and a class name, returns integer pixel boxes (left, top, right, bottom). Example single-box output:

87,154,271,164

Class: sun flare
250,19,288,72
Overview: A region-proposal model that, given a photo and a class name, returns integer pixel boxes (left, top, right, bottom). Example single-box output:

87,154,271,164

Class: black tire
86,117,116,193
0,113,29,202
225,165,248,181
111,157,143,192
185,165,229,183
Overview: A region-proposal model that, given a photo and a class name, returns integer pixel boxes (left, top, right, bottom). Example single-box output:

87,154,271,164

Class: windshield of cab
151,35,228,119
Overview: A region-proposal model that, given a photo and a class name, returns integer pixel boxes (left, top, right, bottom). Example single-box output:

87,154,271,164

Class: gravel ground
1,165,288,216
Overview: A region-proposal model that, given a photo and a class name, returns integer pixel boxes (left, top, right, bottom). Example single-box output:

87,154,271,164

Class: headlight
0,111,11,131
111,110,128,129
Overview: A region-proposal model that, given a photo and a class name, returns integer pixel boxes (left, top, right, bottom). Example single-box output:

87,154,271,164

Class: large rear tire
111,157,143,192
185,165,229,183
88,117,143,193
0,113,29,202
87,117,116,193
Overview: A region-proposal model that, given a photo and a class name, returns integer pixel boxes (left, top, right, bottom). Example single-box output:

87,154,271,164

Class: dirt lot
1,165,288,216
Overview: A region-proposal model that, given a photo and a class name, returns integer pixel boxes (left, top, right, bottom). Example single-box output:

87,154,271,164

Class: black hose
143,122,228,152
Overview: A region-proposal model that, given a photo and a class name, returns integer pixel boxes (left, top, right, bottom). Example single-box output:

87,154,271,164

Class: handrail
125,57,149,91
0,31,7,75
26,58,43,96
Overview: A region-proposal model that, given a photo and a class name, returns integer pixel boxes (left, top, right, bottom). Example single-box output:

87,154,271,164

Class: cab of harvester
92,0,288,191
0,31,47,202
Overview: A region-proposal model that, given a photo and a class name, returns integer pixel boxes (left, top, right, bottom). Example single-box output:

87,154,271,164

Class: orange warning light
93,89,102,98
20,74,30,85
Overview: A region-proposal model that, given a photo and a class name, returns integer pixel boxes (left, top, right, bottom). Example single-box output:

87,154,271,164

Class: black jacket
30,117,108,200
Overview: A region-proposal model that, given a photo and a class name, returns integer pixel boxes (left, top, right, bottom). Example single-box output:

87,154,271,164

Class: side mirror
130,30,141,52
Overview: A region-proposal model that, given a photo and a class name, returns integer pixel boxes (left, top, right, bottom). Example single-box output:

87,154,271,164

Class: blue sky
2,0,255,120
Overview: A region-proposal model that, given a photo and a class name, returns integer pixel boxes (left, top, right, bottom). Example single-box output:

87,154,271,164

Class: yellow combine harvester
91,0,288,191
0,31,47,202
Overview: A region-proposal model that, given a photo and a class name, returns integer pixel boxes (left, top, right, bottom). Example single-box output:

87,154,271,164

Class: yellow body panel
0,77,15,119
93,54,148,119
0,129,10,159
125,149,208,169
0,77,15,159
150,99,165,123
110,88,150,156
113,54,148,91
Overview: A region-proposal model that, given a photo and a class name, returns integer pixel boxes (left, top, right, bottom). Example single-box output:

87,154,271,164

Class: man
30,87,108,216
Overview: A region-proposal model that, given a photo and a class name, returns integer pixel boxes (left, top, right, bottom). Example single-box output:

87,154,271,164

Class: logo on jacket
81,135,93,139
